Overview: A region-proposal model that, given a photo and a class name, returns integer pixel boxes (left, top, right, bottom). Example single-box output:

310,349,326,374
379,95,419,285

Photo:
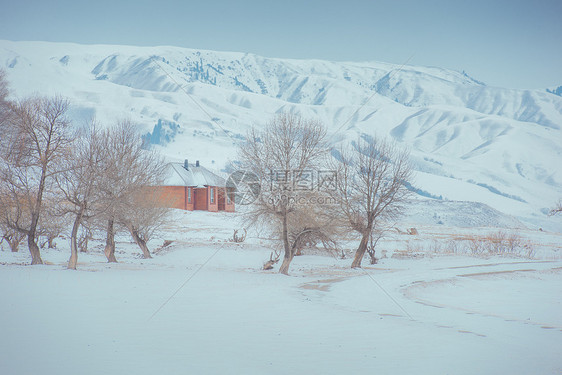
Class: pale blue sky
1,0,560,89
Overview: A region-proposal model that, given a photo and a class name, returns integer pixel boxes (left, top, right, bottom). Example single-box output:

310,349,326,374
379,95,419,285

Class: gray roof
163,162,226,188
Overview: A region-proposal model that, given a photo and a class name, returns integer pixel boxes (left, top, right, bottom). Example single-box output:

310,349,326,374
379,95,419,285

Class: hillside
1,40,561,230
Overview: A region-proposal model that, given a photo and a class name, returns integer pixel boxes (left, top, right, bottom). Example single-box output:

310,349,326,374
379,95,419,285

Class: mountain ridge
1,40,561,230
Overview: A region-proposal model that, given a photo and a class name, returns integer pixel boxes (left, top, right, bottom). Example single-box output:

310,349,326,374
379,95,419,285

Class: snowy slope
1,40,561,230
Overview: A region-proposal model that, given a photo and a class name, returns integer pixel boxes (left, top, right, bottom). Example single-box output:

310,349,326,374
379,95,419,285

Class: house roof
163,162,226,188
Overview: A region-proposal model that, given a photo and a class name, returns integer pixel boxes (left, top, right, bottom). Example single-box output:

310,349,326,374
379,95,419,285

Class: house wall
225,187,235,212
155,186,186,210
194,187,208,211
208,186,218,212
155,186,234,212
185,187,194,211
218,187,235,212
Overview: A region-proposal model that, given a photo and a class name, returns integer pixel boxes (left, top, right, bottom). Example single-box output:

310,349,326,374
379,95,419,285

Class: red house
158,160,234,212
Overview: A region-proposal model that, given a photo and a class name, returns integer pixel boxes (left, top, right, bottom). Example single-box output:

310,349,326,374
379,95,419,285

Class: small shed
158,160,234,212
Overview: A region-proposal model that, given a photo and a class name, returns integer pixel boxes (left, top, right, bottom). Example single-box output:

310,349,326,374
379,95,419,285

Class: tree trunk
10,238,19,252
127,223,152,259
47,236,56,249
104,219,117,263
68,207,84,270
79,236,88,252
28,161,48,264
351,231,370,269
278,252,294,275
28,234,43,265
278,212,293,275
4,235,21,252
79,230,90,253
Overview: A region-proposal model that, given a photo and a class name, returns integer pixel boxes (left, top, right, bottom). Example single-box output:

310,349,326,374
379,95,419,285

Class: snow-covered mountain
1,40,561,230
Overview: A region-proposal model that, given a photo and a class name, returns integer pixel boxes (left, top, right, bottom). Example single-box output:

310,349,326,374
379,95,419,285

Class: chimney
196,160,200,167
184,159,189,170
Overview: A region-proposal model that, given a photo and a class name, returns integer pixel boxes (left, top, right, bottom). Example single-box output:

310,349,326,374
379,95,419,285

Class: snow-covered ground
1,210,561,375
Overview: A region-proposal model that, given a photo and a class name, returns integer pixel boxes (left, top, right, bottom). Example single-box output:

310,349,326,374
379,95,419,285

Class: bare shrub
405,240,422,253
468,236,486,255
523,242,535,258
447,239,463,255
38,209,68,249
549,200,562,216
366,227,386,264
78,225,93,253
464,231,533,257
408,231,533,259
263,250,280,270
428,239,443,254
231,229,247,243
120,189,171,259
286,206,342,258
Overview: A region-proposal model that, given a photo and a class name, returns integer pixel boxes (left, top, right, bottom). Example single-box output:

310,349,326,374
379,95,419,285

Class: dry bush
549,200,562,216
428,239,443,254
483,231,528,255
454,231,533,258
445,239,462,254
405,240,422,253
421,231,534,259
231,229,247,243
467,236,486,255
486,231,507,254
366,228,386,264
78,225,93,253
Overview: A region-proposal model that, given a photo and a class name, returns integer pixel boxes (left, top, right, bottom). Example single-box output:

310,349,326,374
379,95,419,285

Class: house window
187,188,191,203
210,187,215,204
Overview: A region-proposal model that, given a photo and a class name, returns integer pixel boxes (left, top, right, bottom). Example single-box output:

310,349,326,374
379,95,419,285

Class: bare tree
365,225,390,264
239,113,328,275
0,225,26,252
97,120,166,262
0,184,32,252
549,200,562,216
0,69,9,126
0,70,22,253
55,123,107,269
119,189,170,259
0,69,8,103
37,204,69,249
77,224,93,253
284,197,342,257
331,136,412,268
0,96,72,264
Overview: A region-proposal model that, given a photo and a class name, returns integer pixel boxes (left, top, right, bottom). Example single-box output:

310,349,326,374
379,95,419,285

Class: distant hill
1,40,561,230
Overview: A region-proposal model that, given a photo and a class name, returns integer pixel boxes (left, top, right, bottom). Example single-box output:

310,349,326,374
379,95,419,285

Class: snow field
1,210,561,374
